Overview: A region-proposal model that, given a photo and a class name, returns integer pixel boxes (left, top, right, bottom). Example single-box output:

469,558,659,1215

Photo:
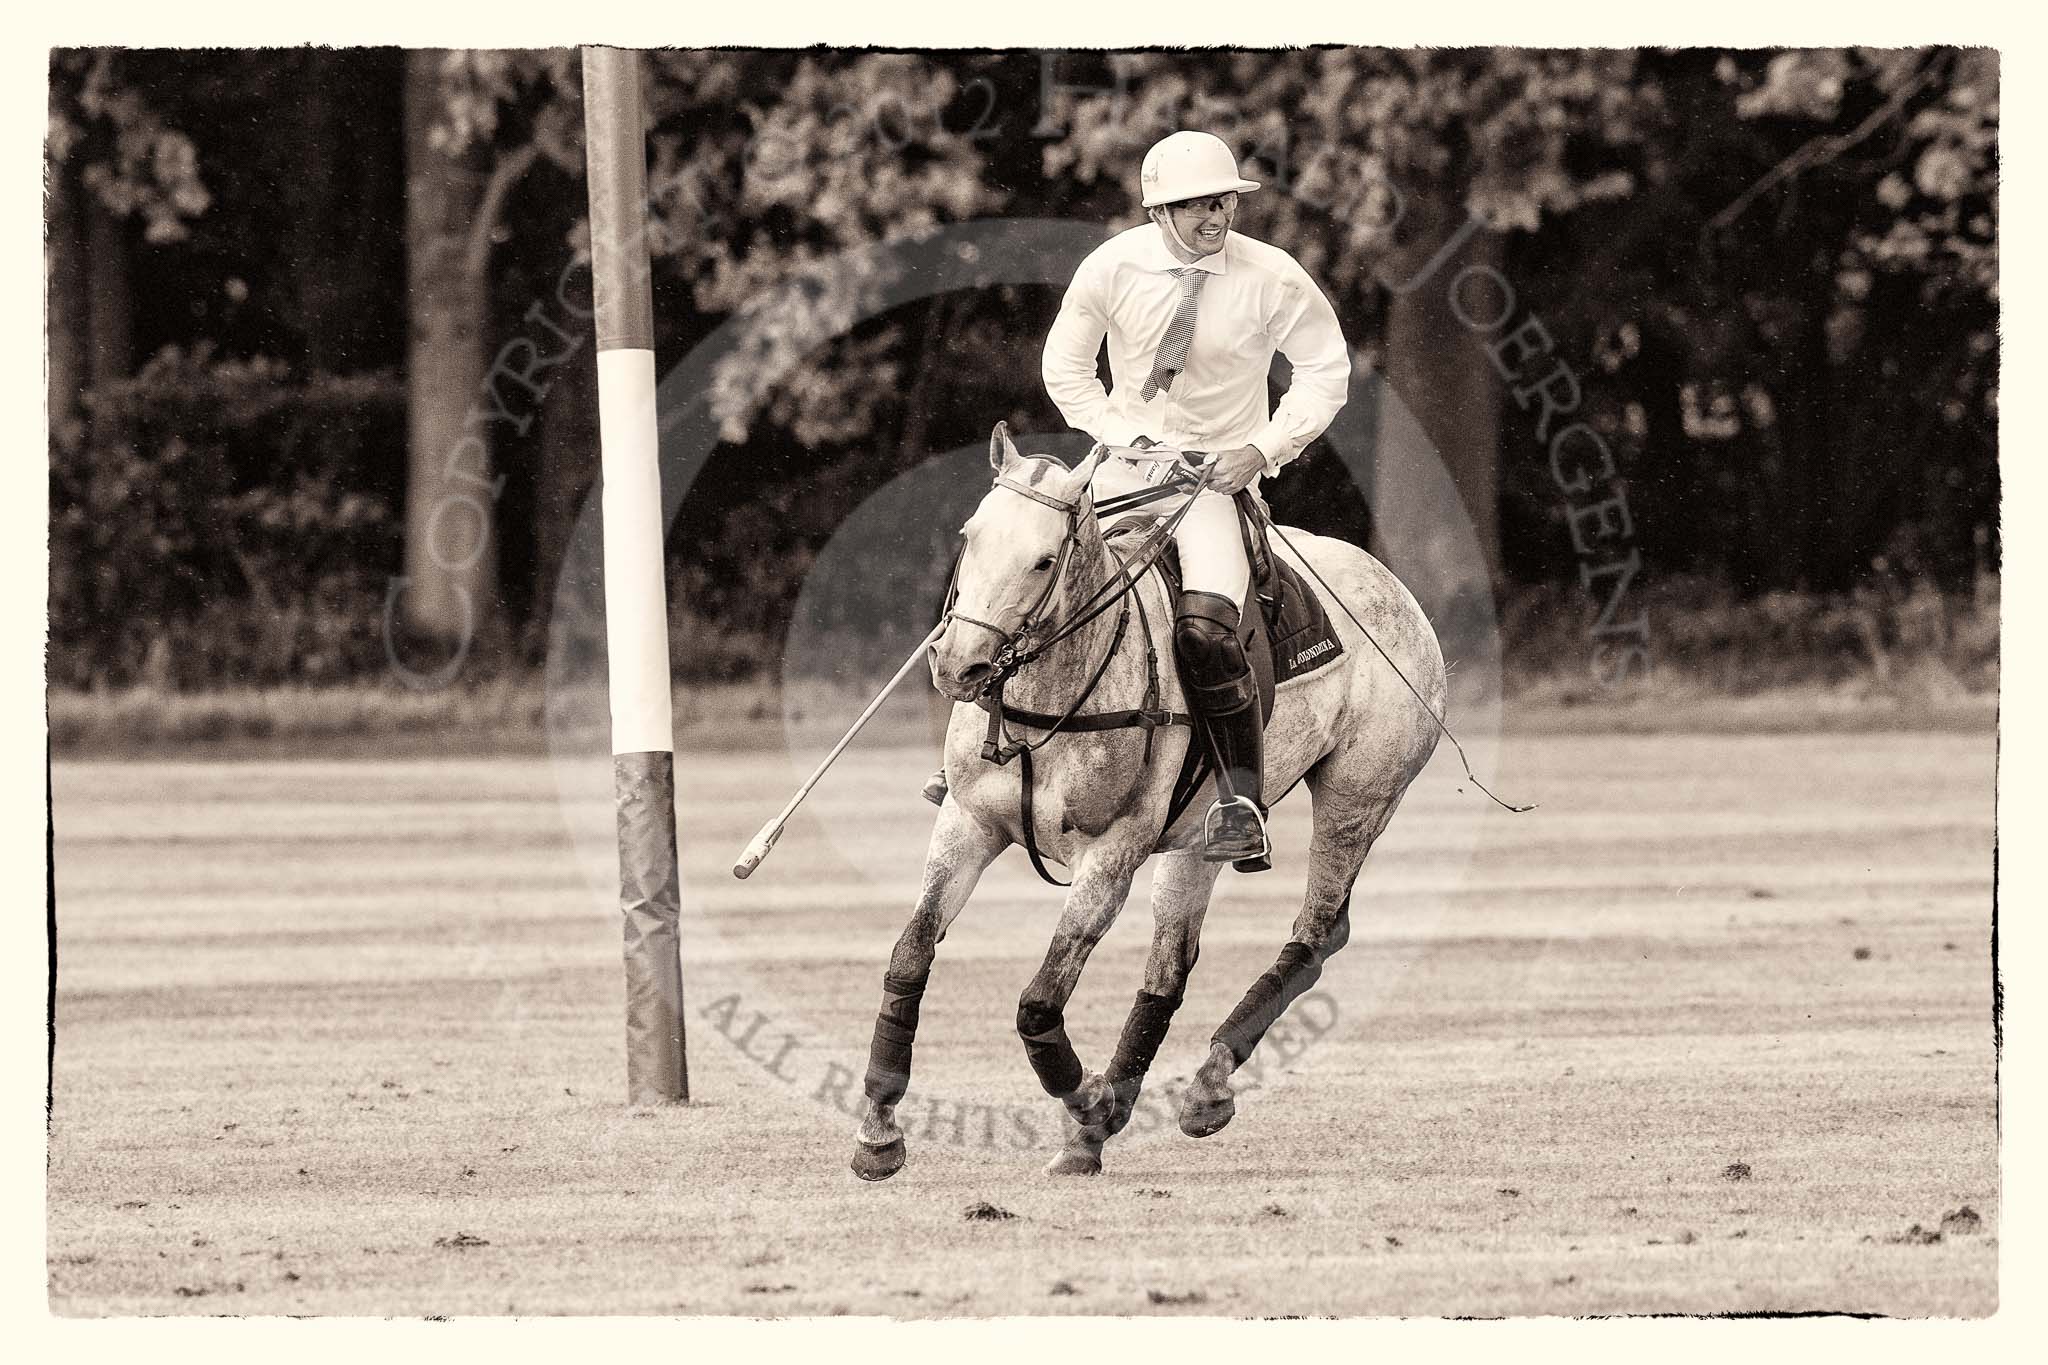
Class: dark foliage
46,47,1999,690
50,349,403,688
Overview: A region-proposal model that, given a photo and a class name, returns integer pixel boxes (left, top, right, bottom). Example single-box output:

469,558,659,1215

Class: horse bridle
944,451,1215,690
942,464,1089,681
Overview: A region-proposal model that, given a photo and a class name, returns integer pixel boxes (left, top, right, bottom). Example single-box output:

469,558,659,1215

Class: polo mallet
732,620,949,879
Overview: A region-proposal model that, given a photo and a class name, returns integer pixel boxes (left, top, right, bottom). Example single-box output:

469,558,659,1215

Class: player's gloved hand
1203,445,1268,495
1131,435,1158,449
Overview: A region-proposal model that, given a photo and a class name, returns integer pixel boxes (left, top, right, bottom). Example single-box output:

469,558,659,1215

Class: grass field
47,727,1998,1317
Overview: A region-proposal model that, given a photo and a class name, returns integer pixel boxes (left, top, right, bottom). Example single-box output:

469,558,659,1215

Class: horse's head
929,423,1107,701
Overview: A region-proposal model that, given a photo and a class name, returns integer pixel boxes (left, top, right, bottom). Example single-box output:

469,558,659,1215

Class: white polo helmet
1139,130,1262,209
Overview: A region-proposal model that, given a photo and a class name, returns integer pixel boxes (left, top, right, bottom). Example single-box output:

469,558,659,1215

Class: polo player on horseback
1041,130,1352,870
852,136,1455,1178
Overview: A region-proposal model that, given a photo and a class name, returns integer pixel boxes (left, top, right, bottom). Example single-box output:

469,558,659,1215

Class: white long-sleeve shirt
1042,224,1351,477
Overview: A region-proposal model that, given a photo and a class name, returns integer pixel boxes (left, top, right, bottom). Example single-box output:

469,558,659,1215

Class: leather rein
942,452,1214,886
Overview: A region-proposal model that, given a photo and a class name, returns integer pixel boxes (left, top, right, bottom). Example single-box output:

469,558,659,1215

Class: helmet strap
1152,206,1204,263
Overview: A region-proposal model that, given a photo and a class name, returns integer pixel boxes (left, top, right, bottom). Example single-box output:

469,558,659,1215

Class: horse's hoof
1178,1087,1236,1138
1044,1148,1103,1177
851,1137,907,1181
1179,1041,1239,1137
1103,1099,1135,1139
1067,1072,1115,1130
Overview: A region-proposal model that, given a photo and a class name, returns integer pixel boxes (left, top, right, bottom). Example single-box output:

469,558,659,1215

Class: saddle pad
1104,519,1348,712
1264,552,1347,685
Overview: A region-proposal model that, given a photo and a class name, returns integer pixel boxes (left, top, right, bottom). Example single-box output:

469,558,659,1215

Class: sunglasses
1168,192,1239,216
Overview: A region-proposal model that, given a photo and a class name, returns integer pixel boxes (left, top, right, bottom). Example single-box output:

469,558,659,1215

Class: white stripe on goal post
597,349,672,755
582,46,686,1106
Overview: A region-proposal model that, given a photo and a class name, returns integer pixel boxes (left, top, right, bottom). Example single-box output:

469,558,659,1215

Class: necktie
1141,267,1207,401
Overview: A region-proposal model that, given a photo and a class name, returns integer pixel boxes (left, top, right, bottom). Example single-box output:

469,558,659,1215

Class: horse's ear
988,421,1022,473
1063,442,1108,501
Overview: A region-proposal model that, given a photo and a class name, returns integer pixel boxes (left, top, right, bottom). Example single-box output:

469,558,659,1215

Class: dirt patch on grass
962,1201,1016,1223
1885,1224,1945,1246
1146,1287,1207,1306
1940,1207,1984,1236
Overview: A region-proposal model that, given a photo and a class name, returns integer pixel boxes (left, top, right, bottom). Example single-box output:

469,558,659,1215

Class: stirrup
920,769,949,807
1201,795,1270,872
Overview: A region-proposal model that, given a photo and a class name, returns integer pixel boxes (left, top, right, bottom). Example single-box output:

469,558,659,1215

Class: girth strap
979,698,1193,737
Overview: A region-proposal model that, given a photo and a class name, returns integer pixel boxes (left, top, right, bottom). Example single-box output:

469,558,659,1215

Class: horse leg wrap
863,971,929,1107
1107,990,1182,1087
1016,998,1084,1098
1214,941,1322,1067
1106,990,1182,1126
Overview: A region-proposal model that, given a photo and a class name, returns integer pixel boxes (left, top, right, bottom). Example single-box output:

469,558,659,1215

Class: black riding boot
1174,591,1271,873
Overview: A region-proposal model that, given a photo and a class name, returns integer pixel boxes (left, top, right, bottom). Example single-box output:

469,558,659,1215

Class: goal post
581,46,686,1105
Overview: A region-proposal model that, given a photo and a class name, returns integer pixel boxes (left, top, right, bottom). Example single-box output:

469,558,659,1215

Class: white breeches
1090,456,1251,607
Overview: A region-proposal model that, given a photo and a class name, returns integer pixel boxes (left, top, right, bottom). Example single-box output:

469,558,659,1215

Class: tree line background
46,48,1998,697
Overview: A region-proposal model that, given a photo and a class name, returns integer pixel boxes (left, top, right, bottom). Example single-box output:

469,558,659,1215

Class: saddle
1102,492,1347,724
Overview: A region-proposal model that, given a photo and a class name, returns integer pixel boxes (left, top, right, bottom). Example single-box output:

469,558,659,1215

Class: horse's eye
1033,556,1056,572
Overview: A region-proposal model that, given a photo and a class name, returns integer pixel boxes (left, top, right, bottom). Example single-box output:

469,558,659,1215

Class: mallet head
731,820,783,880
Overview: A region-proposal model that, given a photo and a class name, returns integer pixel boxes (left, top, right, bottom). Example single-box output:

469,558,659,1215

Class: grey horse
853,424,1445,1179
